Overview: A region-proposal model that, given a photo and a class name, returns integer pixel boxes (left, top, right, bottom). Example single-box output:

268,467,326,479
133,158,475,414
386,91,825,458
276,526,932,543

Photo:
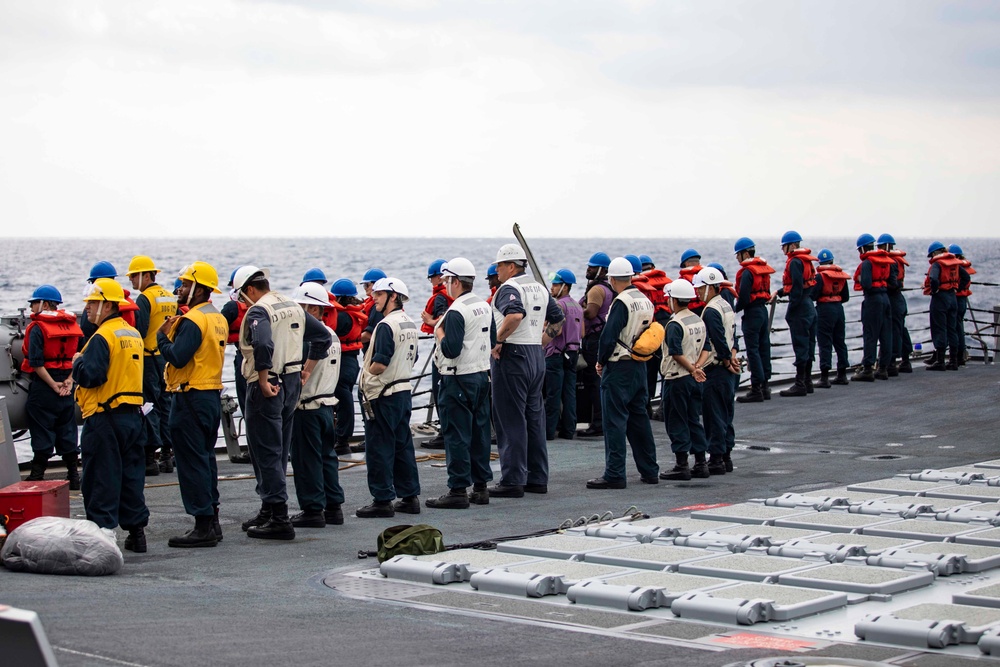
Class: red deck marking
668,502,732,512
711,633,817,651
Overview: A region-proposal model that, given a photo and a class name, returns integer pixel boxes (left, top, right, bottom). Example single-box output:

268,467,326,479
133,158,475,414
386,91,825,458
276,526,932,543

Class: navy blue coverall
25,326,79,458
735,270,771,387
781,257,817,367
858,259,895,369
928,262,960,357
701,306,735,457
663,321,708,455
812,273,850,373
135,292,172,455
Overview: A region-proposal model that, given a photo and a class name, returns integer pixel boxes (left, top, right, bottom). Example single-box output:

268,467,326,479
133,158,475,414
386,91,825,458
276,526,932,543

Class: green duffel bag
376,524,445,563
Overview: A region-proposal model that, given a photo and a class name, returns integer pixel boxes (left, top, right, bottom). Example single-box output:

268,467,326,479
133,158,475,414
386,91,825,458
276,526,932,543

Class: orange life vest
632,269,672,315
227,300,248,344
678,265,705,311
329,300,368,352
20,310,83,372
735,258,775,302
782,249,818,292
421,283,454,334
888,250,908,287
923,253,962,295
816,264,850,303
956,258,975,297
853,249,894,291
362,296,376,320
486,286,497,305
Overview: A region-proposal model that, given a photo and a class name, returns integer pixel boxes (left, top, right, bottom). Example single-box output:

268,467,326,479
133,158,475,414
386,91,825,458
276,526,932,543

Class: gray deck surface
2,362,997,666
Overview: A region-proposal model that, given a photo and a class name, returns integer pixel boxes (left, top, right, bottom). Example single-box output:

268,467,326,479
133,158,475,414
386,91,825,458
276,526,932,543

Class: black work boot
659,453,691,481
780,366,808,396
707,454,726,476
290,510,326,528
852,365,875,382
924,352,938,365
946,350,959,371
324,503,345,525
421,434,446,450
761,381,772,400
736,384,765,403
803,363,815,394
426,488,470,510
62,454,81,490
25,453,48,481
887,360,900,377
691,452,710,479
816,369,832,389
124,527,147,553
334,440,352,457
898,354,913,373
213,505,223,541
241,503,272,532
393,496,421,514
469,483,490,505
356,500,394,518
874,366,889,381
168,515,219,548
723,452,734,473
145,447,160,477
832,368,849,385
158,446,174,473
247,503,295,540
926,350,946,371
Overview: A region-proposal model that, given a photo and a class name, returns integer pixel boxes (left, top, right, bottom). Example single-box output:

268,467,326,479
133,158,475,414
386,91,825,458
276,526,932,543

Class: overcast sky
2,0,998,238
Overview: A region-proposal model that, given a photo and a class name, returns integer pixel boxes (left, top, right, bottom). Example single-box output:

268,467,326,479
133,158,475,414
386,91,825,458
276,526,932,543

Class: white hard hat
442,257,476,279
692,267,732,288
607,257,636,278
291,283,331,308
496,243,527,263
372,276,409,301
666,279,696,300
233,265,270,292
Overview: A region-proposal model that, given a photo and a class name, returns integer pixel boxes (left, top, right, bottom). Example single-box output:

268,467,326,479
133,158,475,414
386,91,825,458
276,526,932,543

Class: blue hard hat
679,248,701,267
302,267,328,285
552,268,577,285
817,248,834,264
29,284,62,304
173,277,183,292
780,230,802,246
228,267,240,288
587,252,611,268
707,262,728,279
927,241,945,256
330,278,358,297
624,254,643,274
88,260,118,282
427,259,447,277
948,244,964,256
856,233,876,249
876,233,896,246
734,237,756,254
361,268,387,283
639,254,653,268
486,263,498,277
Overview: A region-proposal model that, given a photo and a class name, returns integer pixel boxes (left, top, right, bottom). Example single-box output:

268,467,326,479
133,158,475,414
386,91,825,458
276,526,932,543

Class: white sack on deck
1,517,124,576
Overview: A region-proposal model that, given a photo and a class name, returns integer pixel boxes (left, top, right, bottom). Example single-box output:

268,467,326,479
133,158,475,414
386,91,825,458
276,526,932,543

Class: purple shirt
545,295,584,357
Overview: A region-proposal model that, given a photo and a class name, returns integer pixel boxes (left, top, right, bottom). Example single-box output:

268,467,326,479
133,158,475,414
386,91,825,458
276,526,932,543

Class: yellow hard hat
84,278,127,304
179,261,222,294
127,255,159,275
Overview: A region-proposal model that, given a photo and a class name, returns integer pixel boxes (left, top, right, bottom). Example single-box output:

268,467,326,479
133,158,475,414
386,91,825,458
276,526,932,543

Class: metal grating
690,503,813,524
846,479,952,495
863,518,986,540
506,560,632,581
583,543,721,570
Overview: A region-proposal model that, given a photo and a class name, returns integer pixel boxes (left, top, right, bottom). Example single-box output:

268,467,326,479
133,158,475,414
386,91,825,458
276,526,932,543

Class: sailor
490,244,564,498
923,242,962,371
733,238,775,403
706,262,740,463
126,255,178,476
774,231,818,397
678,249,706,315
72,278,149,553
485,263,500,303
658,280,709,481
421,259,453,450
156,262,228,548
631,255,672,406
544,269,584,441
812,249,851,387
220,267,249,416
327,278,368,457
235,265,331,540
301,267,328,287
81,261,139,344
852,234,896,382
878,234,913,373
356,277,421,517
425,259,495,509
950,244,974,366
693,268,739,475
288,283,345,528
355,267,387,455
587,257,659,489
21,285,82,489
577,251,613,438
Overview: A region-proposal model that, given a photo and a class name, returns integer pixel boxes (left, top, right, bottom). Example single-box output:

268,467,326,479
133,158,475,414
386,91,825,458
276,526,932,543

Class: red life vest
421,283,454,334
889,250,908,287
329,300,368,352
321,292,340,330
816,264,850,303
735,258,775,302
678,264,705,311
853,249,894,291
178,304,190,314
486,286,497,305
362,296,376,320
20,310,83,372
227,300,248,344
956,258,975,297
120,290,138,327
782,249,818,292
632,269,672,316
923,253,962,295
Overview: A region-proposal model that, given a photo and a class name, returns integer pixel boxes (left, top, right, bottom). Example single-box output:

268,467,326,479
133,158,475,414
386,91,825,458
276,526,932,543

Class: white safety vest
494,273,548,346
702,295,736,367
434,292,491,376
298,325,341,410
239,291,306,383
659,308,706,379
608,287,655,362
360,309,419,400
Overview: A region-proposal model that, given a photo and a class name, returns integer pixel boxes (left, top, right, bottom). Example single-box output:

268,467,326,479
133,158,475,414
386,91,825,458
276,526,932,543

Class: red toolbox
0,481,71,533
